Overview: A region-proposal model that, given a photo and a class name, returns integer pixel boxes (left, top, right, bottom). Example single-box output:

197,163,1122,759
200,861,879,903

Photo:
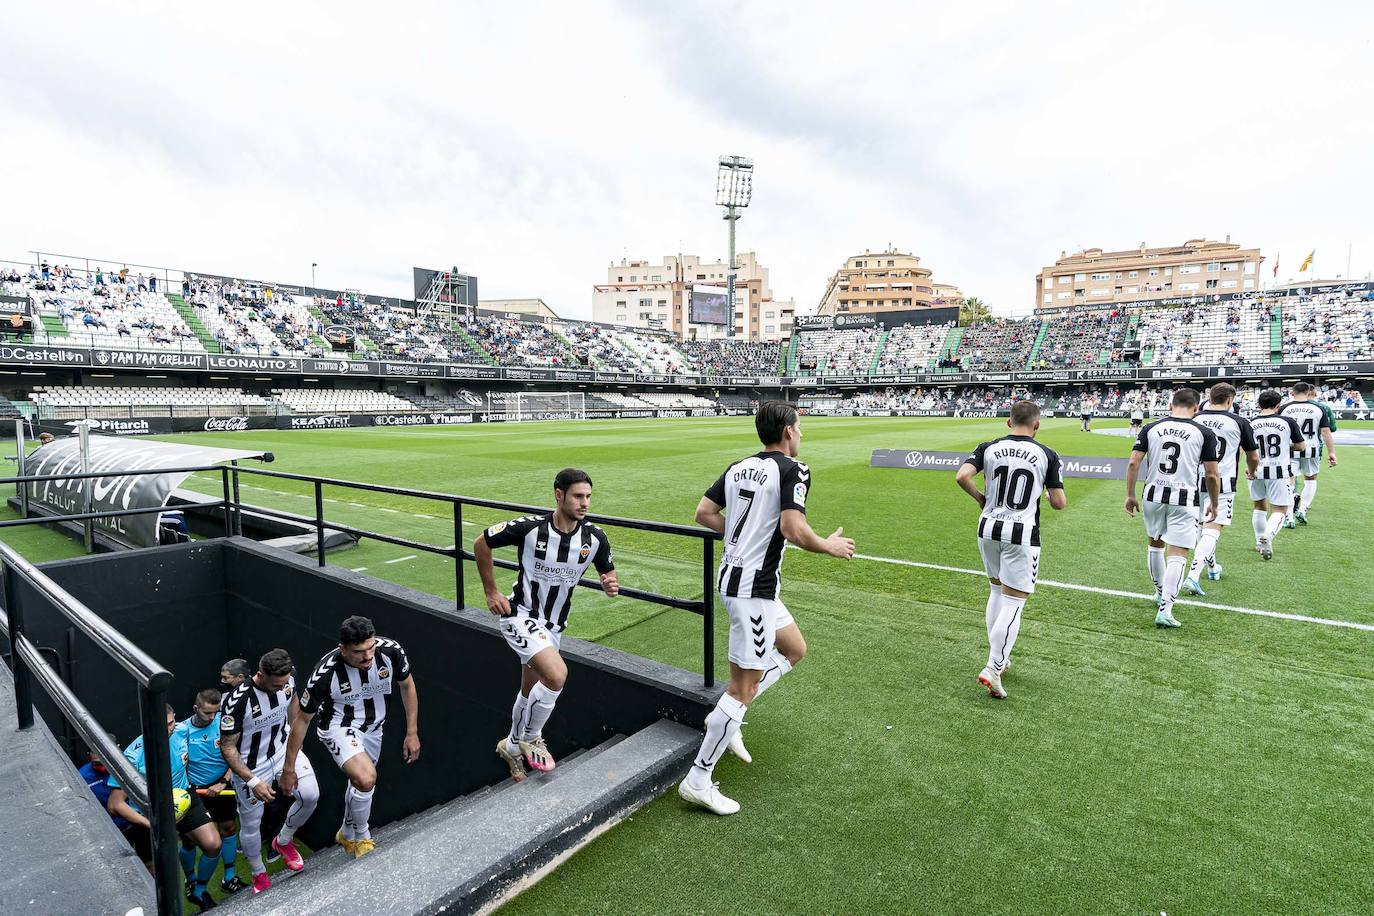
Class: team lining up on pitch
88,386,1340,905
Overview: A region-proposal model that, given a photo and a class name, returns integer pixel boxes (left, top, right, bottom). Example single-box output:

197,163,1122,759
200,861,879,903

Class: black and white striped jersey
220,675,296,770
1133,417,1220,506
484,514,614,633
965,435,1063,546
1193,409,1259,494
705,451,809,600
1251,413,1306,479
1279,401,1330,460
300,637,411,733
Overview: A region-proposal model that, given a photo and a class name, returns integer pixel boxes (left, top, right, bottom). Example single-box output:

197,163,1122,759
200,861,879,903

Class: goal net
486,391,586,422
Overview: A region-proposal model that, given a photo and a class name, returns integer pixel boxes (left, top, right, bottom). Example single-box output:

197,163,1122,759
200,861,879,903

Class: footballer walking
219,650,320,894
1279,382,1338,526
475,468,618,781
1183,384,1259,596
955,400,1066,699
679,401,854,815
1124,388,1221,628
282,616,420,860
1248,391,1307,559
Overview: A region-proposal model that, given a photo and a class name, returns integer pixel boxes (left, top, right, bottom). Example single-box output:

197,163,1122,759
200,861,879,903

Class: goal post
485,391,586,422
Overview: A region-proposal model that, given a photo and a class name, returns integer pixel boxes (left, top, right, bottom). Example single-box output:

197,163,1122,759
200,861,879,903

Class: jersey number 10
990,466,1034,511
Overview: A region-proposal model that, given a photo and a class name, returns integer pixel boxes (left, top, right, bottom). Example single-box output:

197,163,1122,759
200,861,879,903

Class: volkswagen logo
904,451,923,468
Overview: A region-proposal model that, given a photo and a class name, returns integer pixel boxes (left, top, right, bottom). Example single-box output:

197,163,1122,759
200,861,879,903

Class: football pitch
7,416,1373,914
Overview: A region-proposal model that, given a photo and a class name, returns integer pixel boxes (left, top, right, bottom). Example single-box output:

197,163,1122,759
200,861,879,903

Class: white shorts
500,614,562,665
1248,477,1293,506
1201,493,1235,527
977,539,1041,594
1142,500,1201,549
1294,457,1322,477
723,595,795,670
230,750,315,812
316,723,384,768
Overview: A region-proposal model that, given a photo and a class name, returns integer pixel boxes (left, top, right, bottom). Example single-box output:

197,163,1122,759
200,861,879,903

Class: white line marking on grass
350,566,368,572
385,554,418,564
413,513,434,519
377,507,399,513
790,547,1374,633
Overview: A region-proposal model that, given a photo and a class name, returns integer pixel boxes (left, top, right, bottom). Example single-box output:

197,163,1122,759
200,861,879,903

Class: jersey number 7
729,489,755,546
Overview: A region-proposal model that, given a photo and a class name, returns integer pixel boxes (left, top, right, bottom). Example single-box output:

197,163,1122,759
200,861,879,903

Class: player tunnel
10,536,716,898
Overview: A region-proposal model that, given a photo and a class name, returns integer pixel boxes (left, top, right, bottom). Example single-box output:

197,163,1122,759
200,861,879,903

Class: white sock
1300,479,1317,513
1189,528,1220,581
278,765,319,843
522,681,561,739
346,785,375,841
508,692,529,751
987,594,1026,672
342,785,356,840
1265,511,1286,541
753,649,793,700
984,584,1001,640
687,692,747,789
1252,509,1267,542
1147,546,1166,598
1161,555,1186,614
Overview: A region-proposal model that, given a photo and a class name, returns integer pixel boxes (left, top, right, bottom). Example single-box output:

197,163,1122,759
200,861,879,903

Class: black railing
222,465,721,687
0,540,182,916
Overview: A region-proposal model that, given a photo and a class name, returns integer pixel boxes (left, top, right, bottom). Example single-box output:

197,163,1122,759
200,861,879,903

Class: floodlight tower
715,155,753,338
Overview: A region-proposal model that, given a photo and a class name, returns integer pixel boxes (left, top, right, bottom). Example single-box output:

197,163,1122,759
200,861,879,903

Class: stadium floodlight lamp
715,155,754,209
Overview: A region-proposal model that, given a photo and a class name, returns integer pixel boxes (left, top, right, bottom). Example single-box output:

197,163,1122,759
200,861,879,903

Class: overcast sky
4,1,1373,318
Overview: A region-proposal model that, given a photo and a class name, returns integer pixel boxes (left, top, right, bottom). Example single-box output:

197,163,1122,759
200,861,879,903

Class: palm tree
960,296,991,325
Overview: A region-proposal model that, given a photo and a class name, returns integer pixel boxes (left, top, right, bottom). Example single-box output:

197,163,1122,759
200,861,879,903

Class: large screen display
689,285,730,325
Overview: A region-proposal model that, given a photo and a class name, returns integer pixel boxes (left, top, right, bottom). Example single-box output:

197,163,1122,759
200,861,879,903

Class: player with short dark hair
220,658,250,693
680,401,854,815
1124,388,1221,627
107,703,224,911
475,468,617,781
1280,381,1338,526
956,400,1067,699
221,649,320,895
1248,390,1307,559
282,616,419,861
1183,384,1260,596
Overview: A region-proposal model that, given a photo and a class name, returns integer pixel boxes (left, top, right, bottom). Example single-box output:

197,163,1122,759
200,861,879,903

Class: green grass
4,417,1372,915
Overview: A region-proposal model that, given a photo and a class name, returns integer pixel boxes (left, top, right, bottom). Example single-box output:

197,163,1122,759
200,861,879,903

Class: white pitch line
384,554,418,564
414,513,435,519
377,507,399,513
789,547,1374,633
350,566,368,572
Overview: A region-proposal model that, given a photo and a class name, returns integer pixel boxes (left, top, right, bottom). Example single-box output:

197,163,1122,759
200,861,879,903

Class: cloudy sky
4,1,1372,317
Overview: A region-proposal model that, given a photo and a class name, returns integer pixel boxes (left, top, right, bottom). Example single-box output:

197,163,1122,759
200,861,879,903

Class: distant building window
1243,262,1256,275
887,260,894,267
1243,279,1255,288
1222,262,1239,272
1043,293,1053,304
1074,273,1087,282
765,311,775,318
1091,273,1110,281
1057,291,1072,300
1128,270,1139,278
1178,281,1200,291
1220,279,1238,288
1090,288,1109,297
1205,262,1220,272
1058,276,1072,286
765,325,775,333
615,314,626,322
1179,264,1201,274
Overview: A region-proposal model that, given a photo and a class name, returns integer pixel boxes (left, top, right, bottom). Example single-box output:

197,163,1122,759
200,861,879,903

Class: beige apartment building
815,249,964,317
1035,238,1262,312
591,252,795,341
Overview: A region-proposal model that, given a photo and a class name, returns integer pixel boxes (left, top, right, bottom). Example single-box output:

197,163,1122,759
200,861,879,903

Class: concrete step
217,720,696,915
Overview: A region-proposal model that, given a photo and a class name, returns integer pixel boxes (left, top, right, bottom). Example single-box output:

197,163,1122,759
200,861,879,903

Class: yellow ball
172,788,191,822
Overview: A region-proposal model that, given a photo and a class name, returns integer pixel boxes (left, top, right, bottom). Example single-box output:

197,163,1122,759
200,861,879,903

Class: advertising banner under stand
91,349,208,371
0,344,90,367
304,357,379,376
22,434,267,548
870,448,1130,480
449,364,501,379
206,354,303,373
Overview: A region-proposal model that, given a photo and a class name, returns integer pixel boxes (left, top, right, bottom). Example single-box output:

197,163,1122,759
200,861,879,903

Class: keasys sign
23,434,268,548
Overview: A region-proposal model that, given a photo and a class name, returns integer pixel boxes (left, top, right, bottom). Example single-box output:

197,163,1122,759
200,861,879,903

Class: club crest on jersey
579,544,590,561
794,483,808,506
220,715,235,731
283,684,293,698
377,667,389,679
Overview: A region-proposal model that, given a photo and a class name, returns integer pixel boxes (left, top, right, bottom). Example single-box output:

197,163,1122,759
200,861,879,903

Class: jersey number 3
1158,441,1181,474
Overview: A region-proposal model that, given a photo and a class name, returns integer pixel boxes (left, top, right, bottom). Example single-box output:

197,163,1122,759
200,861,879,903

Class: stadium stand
32,386,269,419
1281,289,1373,360
874,322,953,372
271,388,419,414
8,271,205,352
794,327,882,376
1031,309,1130,369
1133,299,1271,366
950,317,1040,371
677,339,781,375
